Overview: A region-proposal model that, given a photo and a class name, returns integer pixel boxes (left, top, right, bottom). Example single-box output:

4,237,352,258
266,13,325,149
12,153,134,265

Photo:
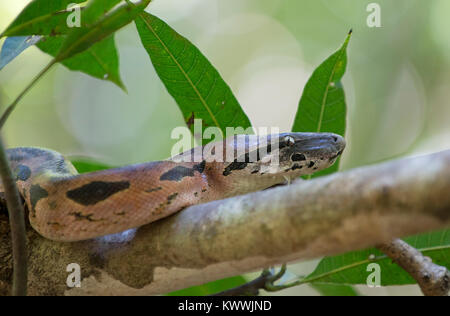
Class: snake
0,132,345,242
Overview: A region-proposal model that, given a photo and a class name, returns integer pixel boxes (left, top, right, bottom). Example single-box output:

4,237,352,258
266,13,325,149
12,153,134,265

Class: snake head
243,132,346,176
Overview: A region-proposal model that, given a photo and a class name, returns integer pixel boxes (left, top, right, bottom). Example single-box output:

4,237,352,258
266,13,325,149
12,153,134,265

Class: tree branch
378,239,449,296
0,137,27,296
211,265,287,296
1,150,450,295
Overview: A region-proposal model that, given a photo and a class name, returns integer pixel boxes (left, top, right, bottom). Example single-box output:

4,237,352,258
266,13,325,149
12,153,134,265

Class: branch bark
378,239,449,296
1,150,450,295
0,137,27,296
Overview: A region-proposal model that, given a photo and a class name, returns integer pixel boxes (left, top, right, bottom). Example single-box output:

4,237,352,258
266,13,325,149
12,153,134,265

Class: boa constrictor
0,133,345,242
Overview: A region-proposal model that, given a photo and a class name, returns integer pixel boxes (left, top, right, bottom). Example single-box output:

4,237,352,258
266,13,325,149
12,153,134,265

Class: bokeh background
1,0,449,296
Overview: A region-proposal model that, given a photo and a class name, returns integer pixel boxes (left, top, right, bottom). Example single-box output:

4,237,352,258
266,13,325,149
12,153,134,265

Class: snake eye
284,136,295,147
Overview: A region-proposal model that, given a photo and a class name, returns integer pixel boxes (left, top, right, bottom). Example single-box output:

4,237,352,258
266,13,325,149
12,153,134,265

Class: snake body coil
0,133,345,241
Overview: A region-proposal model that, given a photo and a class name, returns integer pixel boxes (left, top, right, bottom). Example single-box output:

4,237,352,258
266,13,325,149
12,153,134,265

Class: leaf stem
0,59,56,129
0,137,27,295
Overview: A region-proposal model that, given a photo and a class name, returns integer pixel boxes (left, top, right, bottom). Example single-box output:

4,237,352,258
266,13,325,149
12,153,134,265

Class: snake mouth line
172,133,346,164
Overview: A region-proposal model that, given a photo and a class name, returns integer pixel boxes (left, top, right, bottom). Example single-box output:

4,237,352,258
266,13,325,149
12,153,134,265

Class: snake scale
0,132,345,242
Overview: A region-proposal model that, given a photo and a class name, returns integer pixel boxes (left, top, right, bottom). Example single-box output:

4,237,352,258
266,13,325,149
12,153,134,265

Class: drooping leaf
310,283,360,296
0,0,86,38
37,35,125,89
70,159,112,174
135,12,253,141
167,276,248,296
0,36,42,70
292,31,351,178
305,229,450,286
55,0,150,62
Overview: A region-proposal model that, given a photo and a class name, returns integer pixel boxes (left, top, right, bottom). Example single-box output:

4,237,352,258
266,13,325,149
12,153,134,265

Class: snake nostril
333,136,338,142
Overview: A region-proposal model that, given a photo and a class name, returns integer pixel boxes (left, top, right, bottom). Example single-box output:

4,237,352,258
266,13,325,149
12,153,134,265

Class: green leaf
37,35,125,90
167,276,248,296
70,159,112,174
81,0,123,25
135,12,253,140
0,36,42,70
310,283,360,296
0,0,86,37
305,229,450,286
292,31,351,177
55,0,150,62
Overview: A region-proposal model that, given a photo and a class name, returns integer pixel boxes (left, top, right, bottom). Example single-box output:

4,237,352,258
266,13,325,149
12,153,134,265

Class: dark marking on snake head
54,158,72,173
30,184,49,215
291,153,306,162
14,164,31,181
223,162,248,176
67,181,130,206
329,150,343,162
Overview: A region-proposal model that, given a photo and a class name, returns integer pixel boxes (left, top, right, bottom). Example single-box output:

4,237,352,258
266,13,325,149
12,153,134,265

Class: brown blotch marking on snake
47,221,65,232
145,186,162,193
14,164,31,181
66,181,130,206
47,221,62,227
152,202,166,216
151,193,180,216
286,164,303,172
167,193,178,204
70,212,99,222
114,210,126,216
160,166,195,182
223,161,247,176
29,184,49,216
48,200,58,210
193,160,206,173
160,160,206,182
292,164,303,171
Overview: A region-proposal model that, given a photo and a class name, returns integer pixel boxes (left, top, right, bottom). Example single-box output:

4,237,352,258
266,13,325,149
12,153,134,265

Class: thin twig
378,239,449,296
212,265,287,296
211,271,271,296
0,137,27,295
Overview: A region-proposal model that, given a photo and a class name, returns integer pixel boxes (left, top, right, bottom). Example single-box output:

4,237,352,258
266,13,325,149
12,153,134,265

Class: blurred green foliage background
1,0,449,295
